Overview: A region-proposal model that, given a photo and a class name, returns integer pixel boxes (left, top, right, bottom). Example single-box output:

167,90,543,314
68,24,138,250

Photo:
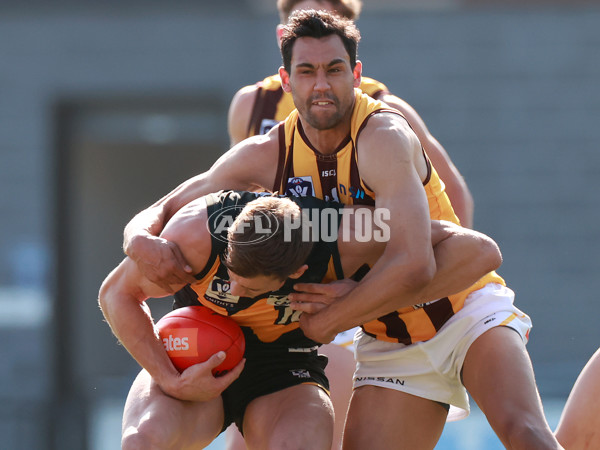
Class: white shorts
332,327,360,352
353,283,532,421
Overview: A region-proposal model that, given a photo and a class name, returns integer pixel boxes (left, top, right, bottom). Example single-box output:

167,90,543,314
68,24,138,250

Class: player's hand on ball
166,352,245,402
128,235,196,291
157,306,246,373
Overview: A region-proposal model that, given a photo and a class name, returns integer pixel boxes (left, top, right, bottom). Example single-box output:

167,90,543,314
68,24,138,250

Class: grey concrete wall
0,7,599,446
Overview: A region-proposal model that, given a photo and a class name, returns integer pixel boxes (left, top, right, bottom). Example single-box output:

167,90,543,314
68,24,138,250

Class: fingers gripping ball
156,306,245,376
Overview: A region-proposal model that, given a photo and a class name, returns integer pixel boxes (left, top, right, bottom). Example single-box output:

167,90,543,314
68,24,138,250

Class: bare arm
379,93,474,228
98,259,184,391
122,132,279,290
102,206,244,401
292,221,502,319
418,220,501,301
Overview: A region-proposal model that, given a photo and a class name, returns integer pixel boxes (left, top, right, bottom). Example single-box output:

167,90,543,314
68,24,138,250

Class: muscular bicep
357,114,433,265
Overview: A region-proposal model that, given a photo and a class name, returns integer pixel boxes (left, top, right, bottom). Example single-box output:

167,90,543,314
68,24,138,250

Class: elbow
98,269,122,319
404,256,437,292
480,236,503,273
98,278,112,316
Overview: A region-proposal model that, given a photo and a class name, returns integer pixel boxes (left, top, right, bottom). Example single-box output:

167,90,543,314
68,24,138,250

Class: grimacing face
283,34,360,131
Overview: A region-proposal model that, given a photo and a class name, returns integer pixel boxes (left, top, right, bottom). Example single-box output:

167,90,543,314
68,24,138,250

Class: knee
244,410,333,450
122,421,173,450
267,433,332,450
245,422,333,450
494,416,557,449
121,431,149,450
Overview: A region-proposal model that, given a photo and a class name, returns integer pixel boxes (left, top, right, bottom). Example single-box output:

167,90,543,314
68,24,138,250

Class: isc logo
161,328,198,356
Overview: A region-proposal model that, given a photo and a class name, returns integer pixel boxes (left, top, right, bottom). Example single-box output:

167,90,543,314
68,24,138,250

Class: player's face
227,270,286,298
283,35,361,131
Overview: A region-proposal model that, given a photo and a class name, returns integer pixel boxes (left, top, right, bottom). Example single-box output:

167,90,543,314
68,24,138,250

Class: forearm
416,225,501,302
99,290,180,392
313,226,500,336
323,252,436,336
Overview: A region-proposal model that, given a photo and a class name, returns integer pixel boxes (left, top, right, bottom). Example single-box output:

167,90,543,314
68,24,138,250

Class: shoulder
377,93,429,132
230,84,260,109
359,109,415,143
359,76,390,97
228,84,260,145
355,110,422,173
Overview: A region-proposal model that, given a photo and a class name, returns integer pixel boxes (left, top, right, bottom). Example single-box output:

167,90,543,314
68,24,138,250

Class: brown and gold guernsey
246,74,389,137
173,191,345,350
273,91,505,344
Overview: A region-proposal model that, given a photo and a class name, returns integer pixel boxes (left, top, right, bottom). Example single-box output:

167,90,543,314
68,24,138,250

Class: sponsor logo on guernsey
162,328,198,357
286,176,314,197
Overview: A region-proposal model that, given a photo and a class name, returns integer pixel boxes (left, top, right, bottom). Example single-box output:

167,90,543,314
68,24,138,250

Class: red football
156,306,245,376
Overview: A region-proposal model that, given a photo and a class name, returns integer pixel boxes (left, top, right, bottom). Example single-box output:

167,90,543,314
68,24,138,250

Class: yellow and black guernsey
271,90,505,344
246,74,390,137
174,190,345,351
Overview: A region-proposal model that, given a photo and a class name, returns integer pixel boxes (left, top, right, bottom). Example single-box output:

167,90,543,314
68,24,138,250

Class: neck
298,96,356,156
299,121,350,155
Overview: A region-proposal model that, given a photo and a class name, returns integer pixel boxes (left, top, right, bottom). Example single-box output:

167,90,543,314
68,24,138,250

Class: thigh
122,369,225,449
343,385,447,450
242,383,334,450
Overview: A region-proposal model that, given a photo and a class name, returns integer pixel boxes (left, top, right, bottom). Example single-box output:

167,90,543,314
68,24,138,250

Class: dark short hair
280,9,361,73
224,197,314,281
277,0,362,23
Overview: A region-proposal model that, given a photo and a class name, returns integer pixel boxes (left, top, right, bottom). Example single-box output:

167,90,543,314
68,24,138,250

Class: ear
288,264,308,279
279,66,292,93
353,60,363,88
276,24,285,49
